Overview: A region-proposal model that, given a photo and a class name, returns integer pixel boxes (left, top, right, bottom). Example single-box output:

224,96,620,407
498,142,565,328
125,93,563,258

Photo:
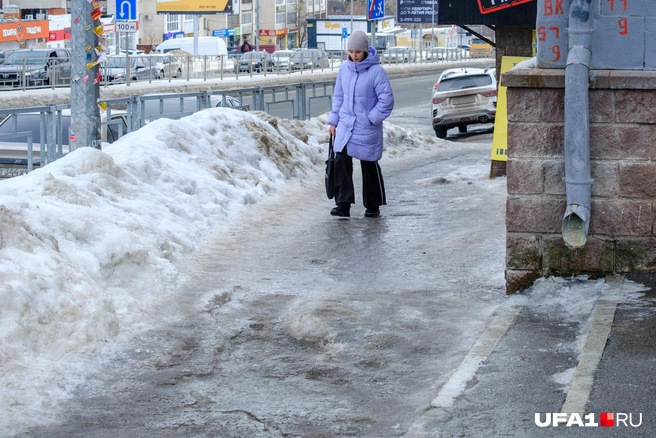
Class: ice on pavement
0,105,649,433
0,107,443,431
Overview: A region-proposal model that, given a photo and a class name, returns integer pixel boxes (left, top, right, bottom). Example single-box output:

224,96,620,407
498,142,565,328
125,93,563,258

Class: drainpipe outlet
562,203,590,249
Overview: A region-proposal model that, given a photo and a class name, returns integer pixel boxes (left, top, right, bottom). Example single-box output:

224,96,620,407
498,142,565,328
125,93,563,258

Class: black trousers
334,146,386,209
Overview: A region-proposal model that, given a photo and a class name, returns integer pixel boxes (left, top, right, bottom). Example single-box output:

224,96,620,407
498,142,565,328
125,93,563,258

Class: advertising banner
0,20,49,42
156,0,235,14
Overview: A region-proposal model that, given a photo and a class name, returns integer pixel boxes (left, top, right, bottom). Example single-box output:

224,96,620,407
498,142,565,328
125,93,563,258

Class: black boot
364,207,380,218
331,202,350,217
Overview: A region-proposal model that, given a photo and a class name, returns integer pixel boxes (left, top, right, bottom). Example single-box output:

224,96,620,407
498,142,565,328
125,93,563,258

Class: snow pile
0,107,442,431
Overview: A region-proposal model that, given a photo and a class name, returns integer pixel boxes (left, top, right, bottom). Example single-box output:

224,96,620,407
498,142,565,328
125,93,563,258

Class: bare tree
289,1,327,48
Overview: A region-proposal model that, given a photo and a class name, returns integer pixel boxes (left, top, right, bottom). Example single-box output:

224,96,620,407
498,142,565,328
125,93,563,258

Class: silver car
147,54,184,79
101,55,160,84
382,47,417,64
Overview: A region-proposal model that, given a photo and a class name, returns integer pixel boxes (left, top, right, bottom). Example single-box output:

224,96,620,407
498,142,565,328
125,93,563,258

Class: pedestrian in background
327,30,394,218
241,39,253,53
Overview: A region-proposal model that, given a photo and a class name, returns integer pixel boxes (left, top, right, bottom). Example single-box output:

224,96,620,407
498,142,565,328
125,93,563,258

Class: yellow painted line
561,276,621,415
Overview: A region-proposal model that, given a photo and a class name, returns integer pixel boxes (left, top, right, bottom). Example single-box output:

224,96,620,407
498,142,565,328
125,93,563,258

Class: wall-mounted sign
397,0,438,25
0,20,49,42
212,28,235,37
437,0,536,25
477,0,534,15
163,31,185,40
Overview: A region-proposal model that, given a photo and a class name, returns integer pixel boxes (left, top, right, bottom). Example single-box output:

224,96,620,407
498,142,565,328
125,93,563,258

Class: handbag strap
329,135,334,158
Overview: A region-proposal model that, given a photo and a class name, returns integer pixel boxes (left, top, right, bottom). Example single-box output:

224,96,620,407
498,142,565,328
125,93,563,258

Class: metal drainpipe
562,0,594,249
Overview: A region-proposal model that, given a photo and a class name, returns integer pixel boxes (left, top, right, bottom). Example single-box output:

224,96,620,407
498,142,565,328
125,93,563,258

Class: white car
270,50,295,71
147,54,184,79
382,47,417,64
431,67,497,139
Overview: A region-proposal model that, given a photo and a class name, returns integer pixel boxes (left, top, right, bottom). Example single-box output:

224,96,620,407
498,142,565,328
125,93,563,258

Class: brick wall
503,68,656,293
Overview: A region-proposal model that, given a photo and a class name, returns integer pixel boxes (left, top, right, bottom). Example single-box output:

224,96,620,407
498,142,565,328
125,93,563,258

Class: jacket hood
346,47,379,72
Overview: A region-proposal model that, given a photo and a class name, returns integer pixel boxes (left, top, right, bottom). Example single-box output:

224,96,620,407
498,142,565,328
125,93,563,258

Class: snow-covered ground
0,104,452,432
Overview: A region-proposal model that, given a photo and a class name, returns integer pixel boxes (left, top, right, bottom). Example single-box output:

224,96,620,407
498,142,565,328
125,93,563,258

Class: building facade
3,0,327,52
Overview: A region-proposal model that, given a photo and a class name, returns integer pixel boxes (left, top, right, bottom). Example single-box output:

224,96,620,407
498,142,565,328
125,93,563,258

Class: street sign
367,0,385,21
397,0,438,24
212,28,235,37
116,21,138,33
342,27,348,39
116,0,137,21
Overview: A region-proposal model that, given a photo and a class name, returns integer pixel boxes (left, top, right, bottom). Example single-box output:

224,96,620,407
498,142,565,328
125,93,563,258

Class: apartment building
3,0,327,52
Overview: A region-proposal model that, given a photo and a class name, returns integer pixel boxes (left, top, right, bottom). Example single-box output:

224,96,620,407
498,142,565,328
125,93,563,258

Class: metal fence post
253,87,265,112
129,95,140,132
296,83,306,120
46,106,56,164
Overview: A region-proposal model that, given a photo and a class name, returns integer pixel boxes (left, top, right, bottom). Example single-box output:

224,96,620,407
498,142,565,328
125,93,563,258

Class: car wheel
458,125,467,133
434,127,447,139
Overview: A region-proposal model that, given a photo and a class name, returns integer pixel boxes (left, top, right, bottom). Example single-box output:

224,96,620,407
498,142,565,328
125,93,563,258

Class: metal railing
0,50,495,91
0,81,336,177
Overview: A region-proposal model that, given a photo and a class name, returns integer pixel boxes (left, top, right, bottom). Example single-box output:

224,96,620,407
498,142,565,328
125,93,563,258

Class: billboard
437,0,536,26
397,0,437,25
156,0,235,14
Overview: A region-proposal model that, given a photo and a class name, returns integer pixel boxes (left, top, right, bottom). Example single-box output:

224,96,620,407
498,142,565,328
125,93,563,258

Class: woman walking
327,30,394,218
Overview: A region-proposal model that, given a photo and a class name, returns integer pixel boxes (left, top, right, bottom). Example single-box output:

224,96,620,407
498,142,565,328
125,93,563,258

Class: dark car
0,49,15,64
234,51,273,73
0,48,72,88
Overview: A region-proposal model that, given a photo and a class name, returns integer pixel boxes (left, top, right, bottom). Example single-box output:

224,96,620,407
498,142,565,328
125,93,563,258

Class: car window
106,116,128,143
4,51,48,65
0,114,71,145
437,74,492,92
107,57,127,68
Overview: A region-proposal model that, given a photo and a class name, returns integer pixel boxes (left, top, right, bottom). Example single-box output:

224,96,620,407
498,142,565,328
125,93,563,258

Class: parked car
290,48,329,70
0,49,15,64
147,54,184,79
101,55,161,83
142,94,248,123
426,47,448,62
270,49,295,71
0,109,128,176
381,46,417,64
234,51,273,73
457,44,472,57
0,48,72,88
430,67,497,139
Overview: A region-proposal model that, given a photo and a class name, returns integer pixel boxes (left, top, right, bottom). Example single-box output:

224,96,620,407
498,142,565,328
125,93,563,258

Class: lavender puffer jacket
327,47,394,161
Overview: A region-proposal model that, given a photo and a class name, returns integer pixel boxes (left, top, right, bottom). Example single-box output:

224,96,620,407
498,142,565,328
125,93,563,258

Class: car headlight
25,70,46,78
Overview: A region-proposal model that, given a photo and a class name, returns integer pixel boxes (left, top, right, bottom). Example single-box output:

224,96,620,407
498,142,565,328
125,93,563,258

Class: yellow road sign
491,56,532,162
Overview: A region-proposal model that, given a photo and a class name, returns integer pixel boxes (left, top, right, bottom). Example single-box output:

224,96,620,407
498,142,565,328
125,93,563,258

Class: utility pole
70,0,101,150
255,0,260,51
350,0,353,33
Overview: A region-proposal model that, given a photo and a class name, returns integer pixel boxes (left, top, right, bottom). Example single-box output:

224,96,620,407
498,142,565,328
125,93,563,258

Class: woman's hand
328,125,336,136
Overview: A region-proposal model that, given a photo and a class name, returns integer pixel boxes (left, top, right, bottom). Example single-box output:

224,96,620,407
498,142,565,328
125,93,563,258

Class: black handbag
325,135,335,199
